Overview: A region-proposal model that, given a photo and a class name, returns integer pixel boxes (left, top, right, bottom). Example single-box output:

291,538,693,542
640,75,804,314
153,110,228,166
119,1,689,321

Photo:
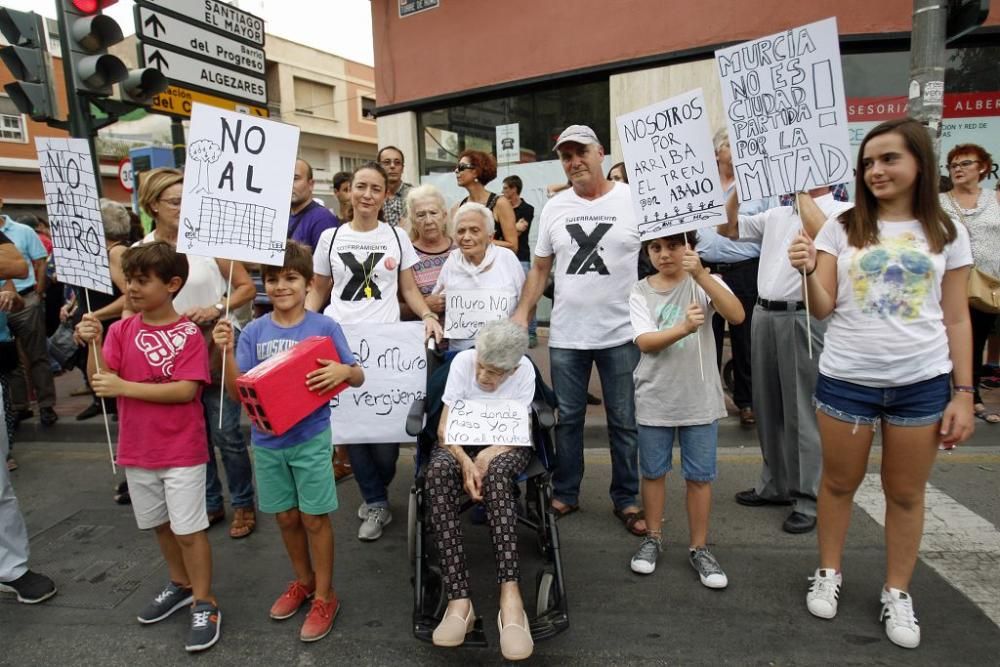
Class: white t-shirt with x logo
535,182,640,349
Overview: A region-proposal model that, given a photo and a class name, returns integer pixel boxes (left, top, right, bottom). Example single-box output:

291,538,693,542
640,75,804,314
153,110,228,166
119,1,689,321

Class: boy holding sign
627,233,744,588
76,242,220,653
213,242,363,643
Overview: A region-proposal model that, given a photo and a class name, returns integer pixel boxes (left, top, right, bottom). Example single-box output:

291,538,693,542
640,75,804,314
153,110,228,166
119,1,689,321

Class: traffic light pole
55,0,102,196
908,0,948,161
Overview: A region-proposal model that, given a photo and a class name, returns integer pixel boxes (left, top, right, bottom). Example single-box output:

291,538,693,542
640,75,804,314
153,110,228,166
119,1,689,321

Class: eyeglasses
454,163,475,172
158,197,182,207
948,159,980,171
379,159,403,167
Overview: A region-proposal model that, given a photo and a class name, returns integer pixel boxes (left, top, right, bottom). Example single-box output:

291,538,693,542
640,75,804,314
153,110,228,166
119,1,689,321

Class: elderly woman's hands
461,456,483,502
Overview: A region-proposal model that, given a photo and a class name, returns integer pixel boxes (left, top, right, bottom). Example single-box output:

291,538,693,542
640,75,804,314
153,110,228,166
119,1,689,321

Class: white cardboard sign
616,88,725,240
329,322,427,444
444,398,531,447
179,103,299,264
716,17,852,202
443,288,517,341
35,138,113,294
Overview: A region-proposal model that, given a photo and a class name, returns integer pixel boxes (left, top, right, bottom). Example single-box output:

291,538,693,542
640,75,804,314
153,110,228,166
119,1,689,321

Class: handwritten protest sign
330,322,426,444
444,288,517,340
179,103,300,264
444,399,531,447
35,138,113,294
716,17,852,202
616,88,724,240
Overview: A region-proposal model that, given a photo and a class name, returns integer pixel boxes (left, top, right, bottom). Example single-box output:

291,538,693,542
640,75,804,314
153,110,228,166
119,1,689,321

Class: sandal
614,507,647,536
549,501,579,519
229,507,256,538
973,404,1000,424
739,407,756,426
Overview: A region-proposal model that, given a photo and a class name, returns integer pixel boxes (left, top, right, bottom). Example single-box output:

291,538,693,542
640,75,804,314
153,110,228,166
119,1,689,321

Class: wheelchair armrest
532,399,555,429
406,398,427,437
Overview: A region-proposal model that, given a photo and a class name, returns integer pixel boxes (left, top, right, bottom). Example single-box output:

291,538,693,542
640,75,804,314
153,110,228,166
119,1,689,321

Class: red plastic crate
236,336,349,436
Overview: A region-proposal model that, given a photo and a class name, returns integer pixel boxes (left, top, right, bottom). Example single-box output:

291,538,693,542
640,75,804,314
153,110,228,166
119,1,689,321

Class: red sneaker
269,581,314,620
300,596,340,642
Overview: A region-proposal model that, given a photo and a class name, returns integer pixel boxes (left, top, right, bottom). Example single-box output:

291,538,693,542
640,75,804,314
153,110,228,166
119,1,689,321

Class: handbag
48,321,81,370
949,193,1000,314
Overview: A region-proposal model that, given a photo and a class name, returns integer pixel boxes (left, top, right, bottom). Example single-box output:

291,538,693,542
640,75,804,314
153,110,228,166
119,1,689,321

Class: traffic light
947,0,990,42
0,9,57,121
59,0,127,96
118,67,168,106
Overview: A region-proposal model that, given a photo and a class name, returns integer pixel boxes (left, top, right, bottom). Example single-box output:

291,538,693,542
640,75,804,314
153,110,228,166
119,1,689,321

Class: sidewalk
13,329,1000,447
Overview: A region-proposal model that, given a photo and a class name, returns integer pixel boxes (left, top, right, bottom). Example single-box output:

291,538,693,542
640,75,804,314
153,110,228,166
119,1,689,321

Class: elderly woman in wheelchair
426,319,536,660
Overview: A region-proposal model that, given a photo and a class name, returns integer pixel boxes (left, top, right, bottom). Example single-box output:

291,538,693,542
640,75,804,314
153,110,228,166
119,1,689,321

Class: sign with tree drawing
179,103,300,264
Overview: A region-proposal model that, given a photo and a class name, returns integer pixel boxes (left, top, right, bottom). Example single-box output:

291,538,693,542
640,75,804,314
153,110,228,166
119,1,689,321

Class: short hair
100,198,131,242
475,320,528,371
502,175,523,194
261,240,313,283
333,171,352,190
453,201,495,236
713,128,730,152
404,184,450,242
946,143,993,182
15,214,41,230
121,241,188,293
458,150,497,185
296,158,313,181
642,231,699,254
377,145,404,164
138,168,183,219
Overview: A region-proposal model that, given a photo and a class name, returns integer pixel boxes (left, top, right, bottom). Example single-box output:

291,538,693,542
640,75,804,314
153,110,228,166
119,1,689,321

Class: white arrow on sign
138,0,265,47
137,7,265,75
142,43,267,105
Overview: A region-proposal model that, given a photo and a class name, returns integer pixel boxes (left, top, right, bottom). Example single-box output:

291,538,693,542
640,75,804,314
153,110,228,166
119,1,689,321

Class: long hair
840,118,956,253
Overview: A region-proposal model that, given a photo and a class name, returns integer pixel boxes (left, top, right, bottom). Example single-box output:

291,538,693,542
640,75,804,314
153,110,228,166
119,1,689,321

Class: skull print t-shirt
103,314,211,469
313,222,419,324
815,218,972,387
535,182,640,349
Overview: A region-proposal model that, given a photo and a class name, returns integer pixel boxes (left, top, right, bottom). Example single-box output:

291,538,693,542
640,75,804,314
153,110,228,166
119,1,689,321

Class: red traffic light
71,0,118,13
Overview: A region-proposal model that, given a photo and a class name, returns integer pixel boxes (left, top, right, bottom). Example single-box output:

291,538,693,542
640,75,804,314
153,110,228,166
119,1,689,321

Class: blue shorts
637,422,718,482
813,373,951,428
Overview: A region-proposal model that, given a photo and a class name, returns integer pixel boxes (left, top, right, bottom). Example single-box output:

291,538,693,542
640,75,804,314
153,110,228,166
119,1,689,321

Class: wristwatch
213,302,225,316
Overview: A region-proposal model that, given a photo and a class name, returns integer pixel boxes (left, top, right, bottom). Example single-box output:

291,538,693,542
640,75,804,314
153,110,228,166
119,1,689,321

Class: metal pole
908,0,948,164
171,118,186,168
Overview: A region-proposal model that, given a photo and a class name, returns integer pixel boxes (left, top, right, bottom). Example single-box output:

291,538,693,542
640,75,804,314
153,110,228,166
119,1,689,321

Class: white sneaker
688,547,728,589
358,506,392,541
880,587,920,649
806,568,842,619
630,536,661,575
356,502,369,520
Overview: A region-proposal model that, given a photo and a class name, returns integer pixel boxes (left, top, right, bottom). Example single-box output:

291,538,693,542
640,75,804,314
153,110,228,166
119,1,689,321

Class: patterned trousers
425,446,531,601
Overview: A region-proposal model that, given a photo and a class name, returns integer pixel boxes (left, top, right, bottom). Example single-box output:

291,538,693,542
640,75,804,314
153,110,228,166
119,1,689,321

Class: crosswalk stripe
854,473,1000,628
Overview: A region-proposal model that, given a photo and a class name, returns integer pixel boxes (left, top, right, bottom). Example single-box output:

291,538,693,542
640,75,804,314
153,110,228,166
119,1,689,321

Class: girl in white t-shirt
307,163,443,543
788,118,975,650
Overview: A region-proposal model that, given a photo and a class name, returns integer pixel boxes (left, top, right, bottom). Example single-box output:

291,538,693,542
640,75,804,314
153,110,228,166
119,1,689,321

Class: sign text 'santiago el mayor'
141,0,264,46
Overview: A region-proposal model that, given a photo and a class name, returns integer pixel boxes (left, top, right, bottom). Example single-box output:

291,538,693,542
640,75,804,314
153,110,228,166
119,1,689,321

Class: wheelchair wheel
407,487,418,564
535,568,556,615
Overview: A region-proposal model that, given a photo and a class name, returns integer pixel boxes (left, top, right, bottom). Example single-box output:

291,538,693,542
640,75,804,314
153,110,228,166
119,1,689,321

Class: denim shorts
813,373,951,428
637,422,718,482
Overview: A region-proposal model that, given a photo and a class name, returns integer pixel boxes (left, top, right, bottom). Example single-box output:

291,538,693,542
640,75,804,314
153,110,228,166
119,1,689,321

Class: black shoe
586,393,602,406
0,570,57,604
782,511,817,534
76,402,102,421
14,408,33,423
734,488,792,507
39,407,58,426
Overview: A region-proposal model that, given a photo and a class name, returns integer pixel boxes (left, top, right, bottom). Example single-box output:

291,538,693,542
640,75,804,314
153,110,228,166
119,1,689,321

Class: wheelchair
404,348,569,646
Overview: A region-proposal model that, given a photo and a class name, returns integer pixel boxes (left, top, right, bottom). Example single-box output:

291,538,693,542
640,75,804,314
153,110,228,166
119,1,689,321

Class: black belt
756,297,805,311
17,286,34,296
703,257,759,273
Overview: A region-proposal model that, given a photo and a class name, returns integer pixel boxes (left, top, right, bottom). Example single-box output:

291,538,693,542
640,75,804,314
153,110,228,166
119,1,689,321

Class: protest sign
35,138,113,294
444,398,531,447
616,88,725,240
443,288,517,340
330,322,427,444
178,103,300,264
716,17,852,201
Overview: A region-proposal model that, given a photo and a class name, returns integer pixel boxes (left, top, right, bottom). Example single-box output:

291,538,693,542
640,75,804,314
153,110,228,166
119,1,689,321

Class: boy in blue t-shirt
214,242,363,643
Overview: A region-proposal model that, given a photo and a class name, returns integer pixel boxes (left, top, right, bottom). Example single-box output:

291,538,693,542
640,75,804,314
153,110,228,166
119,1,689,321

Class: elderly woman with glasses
427,319,535,661
453,150,519,255
432,202,525,351
939,143,1000,424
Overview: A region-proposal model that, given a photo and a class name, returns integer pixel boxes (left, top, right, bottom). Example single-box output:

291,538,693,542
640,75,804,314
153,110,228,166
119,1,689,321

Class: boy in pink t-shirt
77,241,220,653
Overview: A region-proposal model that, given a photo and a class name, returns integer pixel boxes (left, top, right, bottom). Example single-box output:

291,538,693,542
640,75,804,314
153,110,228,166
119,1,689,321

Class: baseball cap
553,125,600,152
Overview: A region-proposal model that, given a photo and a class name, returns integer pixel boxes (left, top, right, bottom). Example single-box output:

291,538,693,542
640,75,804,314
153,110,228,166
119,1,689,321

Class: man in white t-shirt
512,125,645,532
718,187,852,534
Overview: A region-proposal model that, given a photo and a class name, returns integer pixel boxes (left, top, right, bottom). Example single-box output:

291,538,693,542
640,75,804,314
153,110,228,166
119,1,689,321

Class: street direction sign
151,84,268,118
137,0,264,46
141,43,266,105
135,6,265,75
